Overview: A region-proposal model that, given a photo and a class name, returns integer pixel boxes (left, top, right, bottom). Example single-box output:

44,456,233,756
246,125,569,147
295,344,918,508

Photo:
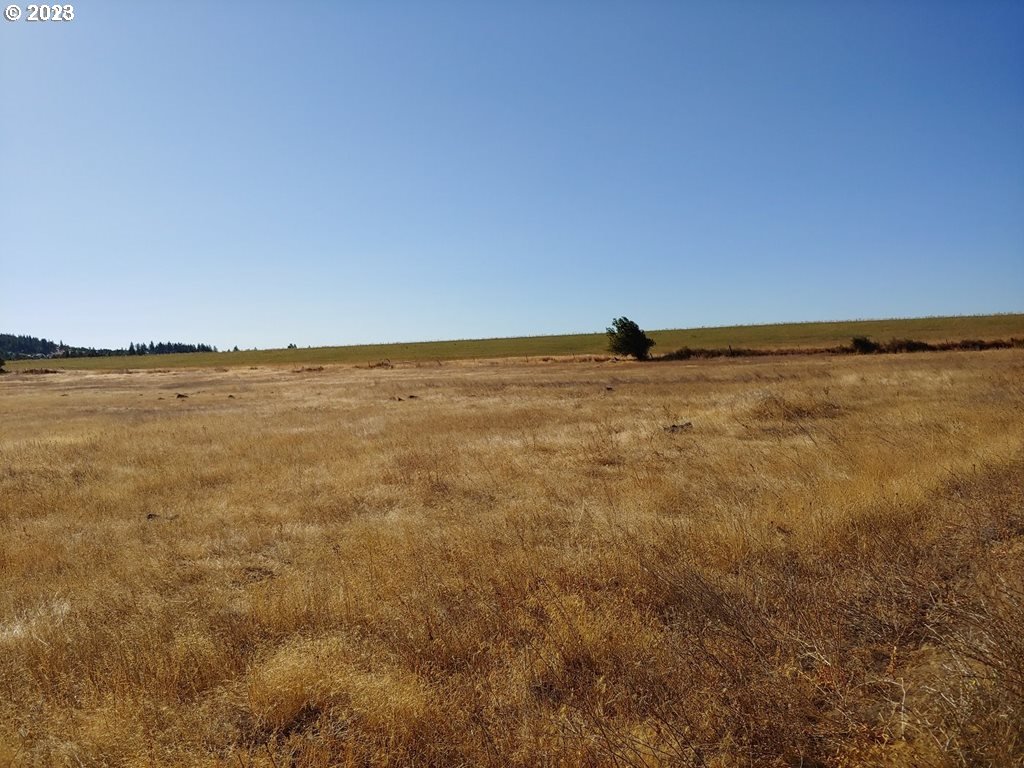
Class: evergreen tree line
0,333,217,359
125,341,217,355
0,333,57,357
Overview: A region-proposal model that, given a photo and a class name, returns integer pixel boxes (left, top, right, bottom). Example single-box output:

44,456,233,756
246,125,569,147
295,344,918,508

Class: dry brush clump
1,351,1022,766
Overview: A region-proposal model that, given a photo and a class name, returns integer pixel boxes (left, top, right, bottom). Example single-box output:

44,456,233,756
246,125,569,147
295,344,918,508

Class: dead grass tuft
749,390,843,421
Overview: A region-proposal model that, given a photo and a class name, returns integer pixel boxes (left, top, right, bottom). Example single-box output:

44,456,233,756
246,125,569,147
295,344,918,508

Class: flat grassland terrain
9,313,1024,370
2,351,1022,766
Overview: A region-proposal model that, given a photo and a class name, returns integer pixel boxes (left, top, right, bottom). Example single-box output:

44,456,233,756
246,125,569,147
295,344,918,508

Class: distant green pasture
7,313,1023,371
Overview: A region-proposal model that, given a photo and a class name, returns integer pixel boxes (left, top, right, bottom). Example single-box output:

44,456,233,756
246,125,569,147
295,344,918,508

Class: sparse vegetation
1,349,1022,765
659,335,1024,361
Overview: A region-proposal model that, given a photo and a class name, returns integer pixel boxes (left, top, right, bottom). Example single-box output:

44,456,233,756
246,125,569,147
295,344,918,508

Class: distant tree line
0,333,57,358
0,333,217,360
125,341,217,356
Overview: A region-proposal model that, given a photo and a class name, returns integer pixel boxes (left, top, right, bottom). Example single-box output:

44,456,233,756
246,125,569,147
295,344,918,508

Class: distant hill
5,313,1023,371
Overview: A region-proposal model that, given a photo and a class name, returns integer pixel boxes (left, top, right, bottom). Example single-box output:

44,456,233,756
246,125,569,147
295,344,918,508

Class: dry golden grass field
2,350,1022,766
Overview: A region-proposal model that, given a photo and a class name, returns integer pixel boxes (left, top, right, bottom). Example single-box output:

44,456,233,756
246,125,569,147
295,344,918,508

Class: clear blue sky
2,1,1022,350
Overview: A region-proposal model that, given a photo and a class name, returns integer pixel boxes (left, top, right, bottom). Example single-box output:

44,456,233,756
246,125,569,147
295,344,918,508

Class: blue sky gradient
2,0,1022,349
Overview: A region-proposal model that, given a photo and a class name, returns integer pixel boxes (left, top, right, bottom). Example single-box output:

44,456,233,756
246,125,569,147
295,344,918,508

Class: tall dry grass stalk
1,351,1022,766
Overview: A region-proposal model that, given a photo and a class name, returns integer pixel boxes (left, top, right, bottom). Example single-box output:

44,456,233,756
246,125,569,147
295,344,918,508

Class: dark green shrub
606,317,655,360
883,338,933,353
851,336,880,354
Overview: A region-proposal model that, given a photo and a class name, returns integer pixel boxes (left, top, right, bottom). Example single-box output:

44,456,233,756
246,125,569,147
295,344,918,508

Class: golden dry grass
1,351,1022,766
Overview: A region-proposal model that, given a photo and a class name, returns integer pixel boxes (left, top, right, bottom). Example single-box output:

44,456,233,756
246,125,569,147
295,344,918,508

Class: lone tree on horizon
606,317,655,360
